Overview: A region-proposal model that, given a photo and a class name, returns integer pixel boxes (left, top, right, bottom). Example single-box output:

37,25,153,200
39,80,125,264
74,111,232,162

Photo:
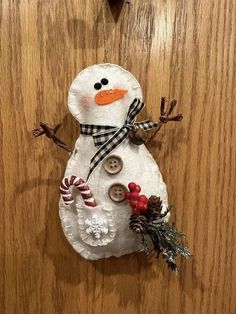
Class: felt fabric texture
59,64,169,260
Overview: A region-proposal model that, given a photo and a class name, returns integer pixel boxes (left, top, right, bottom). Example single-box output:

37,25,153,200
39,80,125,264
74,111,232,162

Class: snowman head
68,64,143,127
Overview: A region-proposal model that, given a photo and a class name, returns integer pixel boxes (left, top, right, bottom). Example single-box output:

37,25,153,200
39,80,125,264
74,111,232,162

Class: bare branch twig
32,122,72,153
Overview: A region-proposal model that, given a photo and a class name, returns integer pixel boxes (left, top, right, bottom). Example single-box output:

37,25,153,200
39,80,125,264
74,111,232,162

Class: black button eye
101,78,109,85
94,82,102,90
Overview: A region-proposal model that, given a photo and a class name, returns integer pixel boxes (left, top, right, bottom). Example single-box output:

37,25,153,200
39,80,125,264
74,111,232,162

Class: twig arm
146,97,183,144
32,122,72,153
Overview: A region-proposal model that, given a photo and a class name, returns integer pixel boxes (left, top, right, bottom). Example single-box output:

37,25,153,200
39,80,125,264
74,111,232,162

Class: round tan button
104,155,123,175
108,183,127,203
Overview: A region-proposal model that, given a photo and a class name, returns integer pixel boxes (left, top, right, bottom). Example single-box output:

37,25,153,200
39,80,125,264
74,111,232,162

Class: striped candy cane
60,175,97,207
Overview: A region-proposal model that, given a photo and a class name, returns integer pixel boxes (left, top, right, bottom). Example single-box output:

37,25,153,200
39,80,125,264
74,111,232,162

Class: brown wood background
0,0,236,313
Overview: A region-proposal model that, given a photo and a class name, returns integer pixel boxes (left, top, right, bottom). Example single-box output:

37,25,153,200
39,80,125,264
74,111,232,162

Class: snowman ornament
33,64,190,271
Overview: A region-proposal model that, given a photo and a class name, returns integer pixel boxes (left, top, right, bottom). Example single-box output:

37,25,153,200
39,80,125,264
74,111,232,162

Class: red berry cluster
125,182,149,216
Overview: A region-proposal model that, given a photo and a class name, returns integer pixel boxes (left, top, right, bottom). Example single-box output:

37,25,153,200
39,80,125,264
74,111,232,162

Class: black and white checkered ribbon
80,99,158,181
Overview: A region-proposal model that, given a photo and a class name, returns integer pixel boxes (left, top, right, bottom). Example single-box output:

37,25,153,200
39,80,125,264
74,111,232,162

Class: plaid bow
80,99,158,181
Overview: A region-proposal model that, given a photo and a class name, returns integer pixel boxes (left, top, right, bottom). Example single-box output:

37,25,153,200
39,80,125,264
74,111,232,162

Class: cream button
104,155,123,175
108,183,127,203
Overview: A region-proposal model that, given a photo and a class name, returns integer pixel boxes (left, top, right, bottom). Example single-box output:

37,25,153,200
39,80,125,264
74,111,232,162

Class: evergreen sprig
130,197,191,272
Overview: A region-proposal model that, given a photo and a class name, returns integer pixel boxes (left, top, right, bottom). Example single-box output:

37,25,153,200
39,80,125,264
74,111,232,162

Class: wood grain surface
0,0,235,313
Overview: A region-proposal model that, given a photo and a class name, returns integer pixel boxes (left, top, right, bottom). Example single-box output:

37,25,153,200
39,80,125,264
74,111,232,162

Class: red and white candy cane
60,175,97,207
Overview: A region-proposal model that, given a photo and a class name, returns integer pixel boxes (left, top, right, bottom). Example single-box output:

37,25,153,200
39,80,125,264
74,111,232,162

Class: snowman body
59,64,168,260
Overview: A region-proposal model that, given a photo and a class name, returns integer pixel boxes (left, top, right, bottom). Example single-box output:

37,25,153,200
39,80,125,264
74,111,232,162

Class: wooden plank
0,0,235,313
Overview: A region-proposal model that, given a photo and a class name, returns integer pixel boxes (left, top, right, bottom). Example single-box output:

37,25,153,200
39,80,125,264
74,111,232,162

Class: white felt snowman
57,63,171,260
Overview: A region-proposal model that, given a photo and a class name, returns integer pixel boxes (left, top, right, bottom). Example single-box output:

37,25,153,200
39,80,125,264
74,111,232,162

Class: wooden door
1,0,235,313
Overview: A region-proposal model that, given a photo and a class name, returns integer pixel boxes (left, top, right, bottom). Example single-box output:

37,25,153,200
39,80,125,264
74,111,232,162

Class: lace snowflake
85,215,109,239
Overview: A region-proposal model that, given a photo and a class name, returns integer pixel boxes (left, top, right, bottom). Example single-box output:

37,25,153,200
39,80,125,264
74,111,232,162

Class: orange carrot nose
95,89,128,105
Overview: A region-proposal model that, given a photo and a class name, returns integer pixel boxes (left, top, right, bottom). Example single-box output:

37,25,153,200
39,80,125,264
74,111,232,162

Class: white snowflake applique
85,215,109,239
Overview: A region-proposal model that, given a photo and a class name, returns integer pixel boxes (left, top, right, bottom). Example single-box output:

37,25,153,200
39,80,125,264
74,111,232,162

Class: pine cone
148,196,163,212
129,215,148,234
